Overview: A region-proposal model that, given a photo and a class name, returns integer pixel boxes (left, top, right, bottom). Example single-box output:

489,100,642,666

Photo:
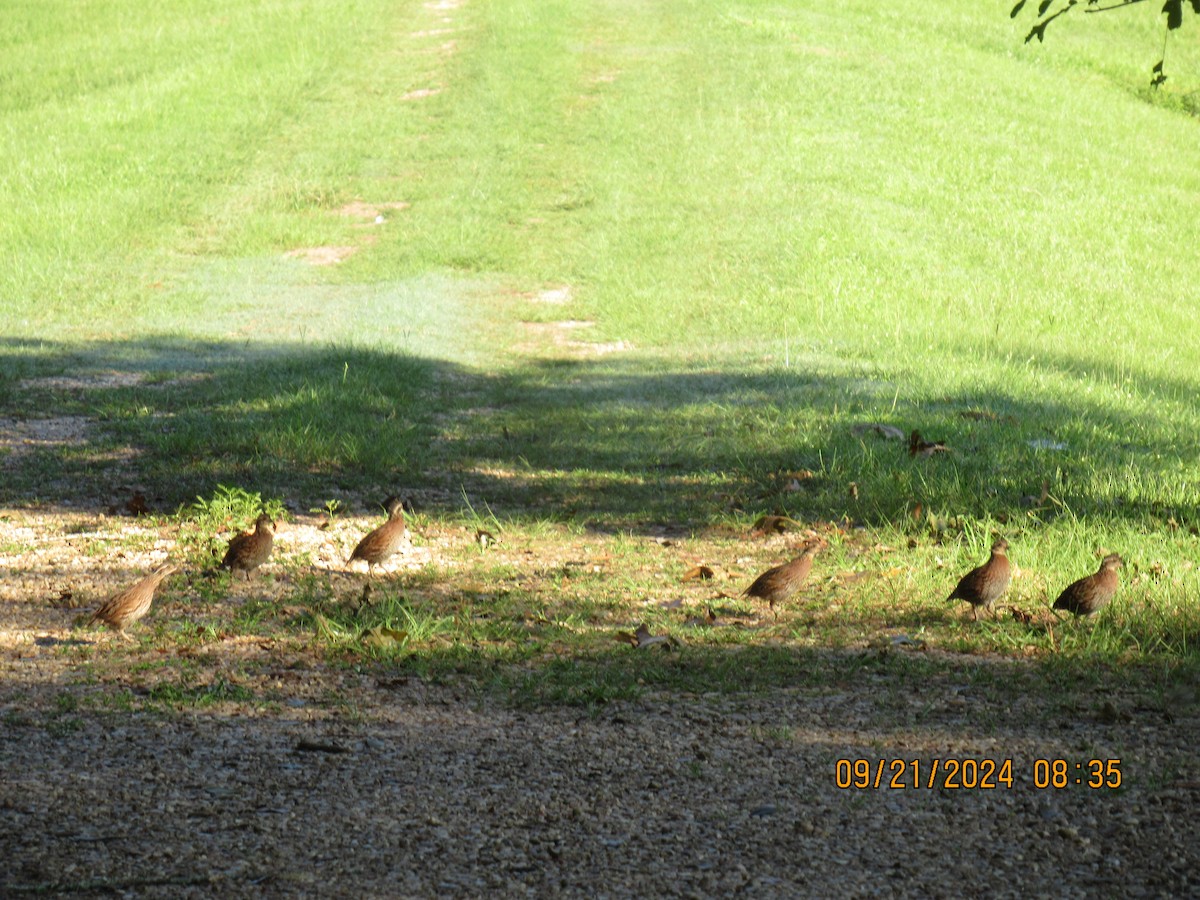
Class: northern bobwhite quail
1053,553,1122,618
347,496,408,575
743,539,823,616
89,563,178,633
220,513,276,579
947,537,1011,621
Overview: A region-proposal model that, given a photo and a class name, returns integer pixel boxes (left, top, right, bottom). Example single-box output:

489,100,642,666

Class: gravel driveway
3,657,1197,897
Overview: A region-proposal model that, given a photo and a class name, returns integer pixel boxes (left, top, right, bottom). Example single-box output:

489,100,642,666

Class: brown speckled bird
220,513,276,579
348,496,408,575
1053,553,1122,618
743,539,823,617
947,538,1011,621
89,563,178,633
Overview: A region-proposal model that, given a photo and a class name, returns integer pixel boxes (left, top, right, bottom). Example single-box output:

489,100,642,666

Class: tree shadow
0,336,1195,531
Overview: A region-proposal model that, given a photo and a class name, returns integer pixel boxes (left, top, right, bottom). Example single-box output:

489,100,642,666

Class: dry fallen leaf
48,587,75,607
909,430,951,458
616,623,681,649
681,565,715,582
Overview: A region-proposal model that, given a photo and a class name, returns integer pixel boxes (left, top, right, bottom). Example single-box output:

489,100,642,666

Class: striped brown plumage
947,538,1011,621
220,513,276,579
743,539,823,615
1053,553,1122,618
89,563,178,632
348,496,408,574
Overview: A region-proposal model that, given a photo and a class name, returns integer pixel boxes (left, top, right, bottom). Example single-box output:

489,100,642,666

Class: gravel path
3,667,1198,897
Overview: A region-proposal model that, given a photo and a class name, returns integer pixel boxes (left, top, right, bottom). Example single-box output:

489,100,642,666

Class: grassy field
2,0,1200,705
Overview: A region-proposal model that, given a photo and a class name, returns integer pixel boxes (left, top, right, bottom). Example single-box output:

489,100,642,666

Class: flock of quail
88,495,409,633
743,535,1122,623
87,488,1121,635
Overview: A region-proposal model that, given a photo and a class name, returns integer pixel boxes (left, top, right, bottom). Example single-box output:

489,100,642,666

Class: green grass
4,0,1200,705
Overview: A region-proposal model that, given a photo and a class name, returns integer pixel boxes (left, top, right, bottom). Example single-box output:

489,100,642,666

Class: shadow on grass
0,335,1197,531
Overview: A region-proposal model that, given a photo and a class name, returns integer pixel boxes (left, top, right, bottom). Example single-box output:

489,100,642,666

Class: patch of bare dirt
283,246,361,266
518,321,634,358
334,200,410,221
529,286,573,305
0,417,93,462
400,87,443,101
17,372,146,392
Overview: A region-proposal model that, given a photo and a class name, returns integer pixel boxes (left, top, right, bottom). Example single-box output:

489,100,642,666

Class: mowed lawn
1,0,1200,674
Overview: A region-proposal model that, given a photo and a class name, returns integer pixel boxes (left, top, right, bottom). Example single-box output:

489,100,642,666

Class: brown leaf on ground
682,565,715,582
615,624,680,649
683,607,721,628
909,430,951,458
49,588,75,607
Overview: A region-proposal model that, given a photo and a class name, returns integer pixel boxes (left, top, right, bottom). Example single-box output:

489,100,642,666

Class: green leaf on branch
1163,0,1183,29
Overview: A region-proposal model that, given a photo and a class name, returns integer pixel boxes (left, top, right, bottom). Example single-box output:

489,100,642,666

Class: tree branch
1084,0,1152,13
